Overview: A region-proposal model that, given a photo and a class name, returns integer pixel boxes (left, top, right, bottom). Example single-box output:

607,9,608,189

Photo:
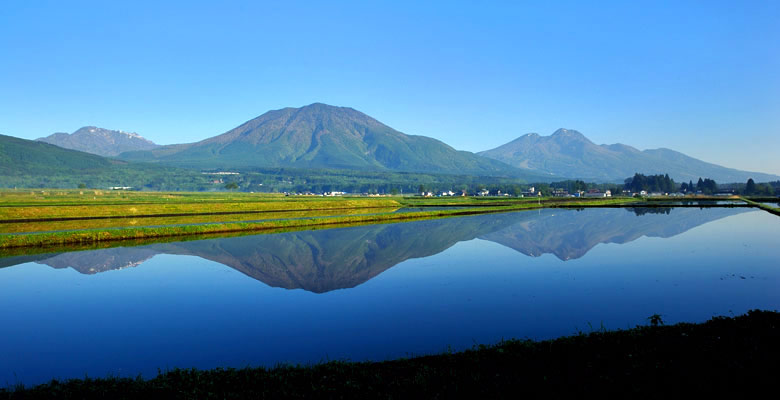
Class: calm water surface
1,208,778,385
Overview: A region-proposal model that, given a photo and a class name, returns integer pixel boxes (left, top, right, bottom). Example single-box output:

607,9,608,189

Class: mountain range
37,126,158,157
117,103,531,178
3,103,778,186
478,128,779,183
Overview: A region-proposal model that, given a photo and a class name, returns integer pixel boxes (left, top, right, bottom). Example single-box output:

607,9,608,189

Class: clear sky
1,0,778,174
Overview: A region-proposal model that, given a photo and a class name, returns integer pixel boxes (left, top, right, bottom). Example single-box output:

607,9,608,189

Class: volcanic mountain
479,128,779,183
118,103,538,178
37,126,158,157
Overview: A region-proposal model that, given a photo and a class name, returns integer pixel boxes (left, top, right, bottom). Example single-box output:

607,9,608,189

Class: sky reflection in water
0,207,778,385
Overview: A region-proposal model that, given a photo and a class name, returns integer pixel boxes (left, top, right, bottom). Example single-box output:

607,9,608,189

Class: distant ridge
1,133,113,175
37,126,158,157
118,103,548,180
0,134,206,190
479,128,780,183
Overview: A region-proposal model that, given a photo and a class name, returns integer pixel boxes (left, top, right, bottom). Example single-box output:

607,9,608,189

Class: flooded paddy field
1,206,778,385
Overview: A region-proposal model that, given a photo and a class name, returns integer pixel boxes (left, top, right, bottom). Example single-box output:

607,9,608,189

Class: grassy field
0,189,286,205
0,197,641,249
2,190,774,250
2,310,777,398
0,191,400,221
0,207,401,234
0,191,640,220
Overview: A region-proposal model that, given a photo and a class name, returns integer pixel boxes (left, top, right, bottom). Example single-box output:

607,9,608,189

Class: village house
584,189,611,198
521,186,536,197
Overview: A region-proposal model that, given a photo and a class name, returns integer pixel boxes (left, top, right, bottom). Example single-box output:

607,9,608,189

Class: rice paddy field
2,190,776,250
1,189,778,397
0,190,644,249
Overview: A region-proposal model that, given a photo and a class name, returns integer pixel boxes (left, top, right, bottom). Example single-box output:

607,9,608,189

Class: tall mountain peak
551,128,591,143
118,103,531,178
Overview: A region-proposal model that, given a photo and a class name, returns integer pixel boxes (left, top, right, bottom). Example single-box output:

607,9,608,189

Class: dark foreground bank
3,310,778,399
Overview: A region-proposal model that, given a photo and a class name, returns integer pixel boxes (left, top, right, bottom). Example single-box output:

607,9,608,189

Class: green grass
0,206,512,249
740,197,780,216
398,195,635,207
0,198,642,249
0,207,401,234
0,191,401,221
2,310,777,398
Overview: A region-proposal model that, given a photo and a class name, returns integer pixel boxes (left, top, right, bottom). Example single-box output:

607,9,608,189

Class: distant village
413,186,616,198
103,171,773,198
282,187,737,198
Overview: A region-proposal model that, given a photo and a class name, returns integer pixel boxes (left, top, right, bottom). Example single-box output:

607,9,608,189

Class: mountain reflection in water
2,207,749,293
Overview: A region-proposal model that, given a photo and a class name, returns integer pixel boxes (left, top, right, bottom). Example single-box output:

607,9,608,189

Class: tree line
3,162,777,196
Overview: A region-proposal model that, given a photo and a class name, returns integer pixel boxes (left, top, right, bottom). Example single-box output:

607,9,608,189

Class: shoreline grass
740,197,780,216
2,310,777,398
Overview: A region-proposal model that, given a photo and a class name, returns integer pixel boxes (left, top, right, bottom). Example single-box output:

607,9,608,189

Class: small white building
584,190,607,198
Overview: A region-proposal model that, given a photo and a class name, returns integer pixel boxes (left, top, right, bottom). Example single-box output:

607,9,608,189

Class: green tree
745,178,756,195
225,182,239,190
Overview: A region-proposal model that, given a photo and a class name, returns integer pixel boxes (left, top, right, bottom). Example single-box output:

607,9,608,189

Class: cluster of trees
624,173,677,193
677,177,719,195
696,178,718,194
622,175,777,196
743,178,775,196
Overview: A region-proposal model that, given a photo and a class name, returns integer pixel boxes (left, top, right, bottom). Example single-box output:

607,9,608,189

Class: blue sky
1,0,778,175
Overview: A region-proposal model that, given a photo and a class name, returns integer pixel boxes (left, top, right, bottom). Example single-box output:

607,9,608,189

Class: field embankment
741,197,780,216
